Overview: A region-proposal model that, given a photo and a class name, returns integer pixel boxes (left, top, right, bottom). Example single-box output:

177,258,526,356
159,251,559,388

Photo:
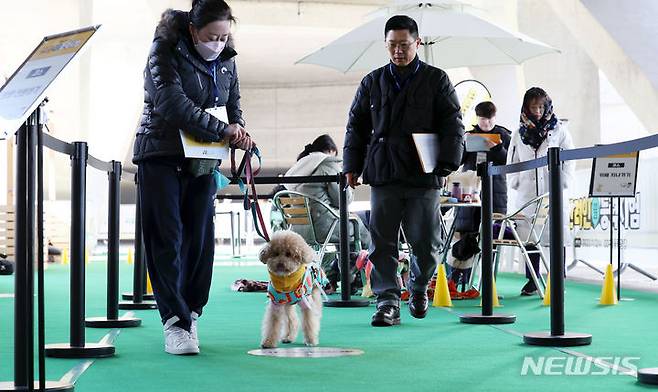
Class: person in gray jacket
275,135,371,287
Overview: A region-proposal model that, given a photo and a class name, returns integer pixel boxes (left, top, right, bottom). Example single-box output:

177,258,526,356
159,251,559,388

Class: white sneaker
164,317,199,355
190,312,199,346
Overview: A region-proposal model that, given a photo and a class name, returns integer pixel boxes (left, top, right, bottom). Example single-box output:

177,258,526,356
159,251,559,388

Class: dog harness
267,263,328,309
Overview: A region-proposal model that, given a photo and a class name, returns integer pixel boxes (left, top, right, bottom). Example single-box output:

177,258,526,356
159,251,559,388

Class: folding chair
272,190,362,262
485,194,551,299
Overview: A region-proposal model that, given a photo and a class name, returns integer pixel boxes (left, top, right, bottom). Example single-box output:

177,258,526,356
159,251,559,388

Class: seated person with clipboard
448,101,511,299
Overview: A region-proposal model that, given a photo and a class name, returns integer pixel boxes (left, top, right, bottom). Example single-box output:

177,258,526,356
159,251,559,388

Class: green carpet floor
1,258,657,391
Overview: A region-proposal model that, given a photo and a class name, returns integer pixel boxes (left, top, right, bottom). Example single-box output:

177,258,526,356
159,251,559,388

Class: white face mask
194,39,225,61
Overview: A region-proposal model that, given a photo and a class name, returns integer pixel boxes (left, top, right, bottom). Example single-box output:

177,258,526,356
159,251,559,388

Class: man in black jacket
344,15,464,326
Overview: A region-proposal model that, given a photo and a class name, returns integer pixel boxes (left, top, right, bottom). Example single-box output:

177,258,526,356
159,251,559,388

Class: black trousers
369,185,442,307
138,160,217,331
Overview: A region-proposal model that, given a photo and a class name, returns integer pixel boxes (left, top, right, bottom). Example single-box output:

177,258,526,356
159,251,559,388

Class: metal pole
609,197,613,266
480,164,493,317
118,173,156,310
70,142,87,348
14,121,30,390
86,160,141,328
548,147,565,337
36,107,46,391
459,163,515,324
46,142,115,358
133,184,144,303
107,162,121,319
339,173,350,302
617,197,621,301
324,173,368,307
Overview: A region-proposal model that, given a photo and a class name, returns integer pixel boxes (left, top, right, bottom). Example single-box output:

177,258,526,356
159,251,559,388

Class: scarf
269,265,306,293
518,97,558,150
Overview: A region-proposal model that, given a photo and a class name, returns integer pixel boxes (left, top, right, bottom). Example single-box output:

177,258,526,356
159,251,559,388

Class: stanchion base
0,381,73,391
459,313,516,324
121,292,155,301
523,331,592,347
118,301,157,310
324,299,370,308
45,343,115,359
638,368,658,385
85,316,142,328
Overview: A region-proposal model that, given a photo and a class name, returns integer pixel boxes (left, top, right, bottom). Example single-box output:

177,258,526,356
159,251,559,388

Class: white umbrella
296,2,559,72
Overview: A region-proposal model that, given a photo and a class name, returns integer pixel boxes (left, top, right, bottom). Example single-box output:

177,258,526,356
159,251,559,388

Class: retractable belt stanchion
0,109,73,391
44,142,115,358
119,174,157,310
460,162,515,324
324,173,369,308
86,161,141,328
523,147,592,347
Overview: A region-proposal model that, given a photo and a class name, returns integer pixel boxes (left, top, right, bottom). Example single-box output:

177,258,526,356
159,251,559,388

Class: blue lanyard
205,62,220,106
388,60,420,91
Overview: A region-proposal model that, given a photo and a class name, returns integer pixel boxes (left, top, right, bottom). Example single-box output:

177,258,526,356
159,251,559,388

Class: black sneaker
520,280,537,296
371,305,401,327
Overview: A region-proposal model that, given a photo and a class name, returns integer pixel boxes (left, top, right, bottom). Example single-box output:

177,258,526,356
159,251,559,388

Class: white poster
0,26,98,138
589,152,639,197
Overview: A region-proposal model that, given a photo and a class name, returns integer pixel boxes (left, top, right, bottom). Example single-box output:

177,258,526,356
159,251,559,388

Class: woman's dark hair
384,15,419,38
297,134,338,161
475,101,496,118
190,0,235,29
522,87,549,113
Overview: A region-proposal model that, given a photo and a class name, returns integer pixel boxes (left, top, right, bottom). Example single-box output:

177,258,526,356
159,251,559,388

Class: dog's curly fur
259,231,322,348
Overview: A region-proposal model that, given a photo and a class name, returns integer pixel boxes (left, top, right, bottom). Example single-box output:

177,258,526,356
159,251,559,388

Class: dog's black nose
276,263,284,270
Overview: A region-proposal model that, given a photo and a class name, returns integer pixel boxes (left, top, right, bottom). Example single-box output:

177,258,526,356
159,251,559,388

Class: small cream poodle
259,231,328,348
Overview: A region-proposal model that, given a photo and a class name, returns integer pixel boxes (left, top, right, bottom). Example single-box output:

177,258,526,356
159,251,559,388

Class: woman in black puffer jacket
132,0,254,355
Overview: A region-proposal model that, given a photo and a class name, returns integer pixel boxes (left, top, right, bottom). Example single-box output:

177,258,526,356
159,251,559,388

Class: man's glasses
385,41,415,51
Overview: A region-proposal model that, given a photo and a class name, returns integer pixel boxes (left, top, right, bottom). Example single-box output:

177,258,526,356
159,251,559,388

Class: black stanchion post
86,161,141,328
1,112,73,391
45,142,115,358
460,162,515,324
324,173,369,308
119,174,157,310
523,147,591,346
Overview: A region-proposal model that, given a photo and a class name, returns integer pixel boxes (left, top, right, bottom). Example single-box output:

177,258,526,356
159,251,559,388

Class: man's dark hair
384,15,419,39
475,101,497,118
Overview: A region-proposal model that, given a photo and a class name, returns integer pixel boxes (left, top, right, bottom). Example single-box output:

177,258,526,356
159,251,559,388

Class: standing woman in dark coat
132,0,254,355
449,101,510,295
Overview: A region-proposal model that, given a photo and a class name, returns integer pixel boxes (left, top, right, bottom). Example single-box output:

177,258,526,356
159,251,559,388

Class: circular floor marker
248,347,364,358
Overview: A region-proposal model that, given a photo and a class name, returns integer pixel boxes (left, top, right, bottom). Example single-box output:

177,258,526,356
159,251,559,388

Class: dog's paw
260,339,277,349
304,339,319,347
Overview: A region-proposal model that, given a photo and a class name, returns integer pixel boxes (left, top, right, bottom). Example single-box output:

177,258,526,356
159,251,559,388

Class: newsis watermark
521,356,639,376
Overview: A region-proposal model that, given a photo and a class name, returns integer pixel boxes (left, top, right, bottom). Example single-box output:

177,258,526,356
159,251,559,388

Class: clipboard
179,106,229,159
412,133,439,173
465,133,501,152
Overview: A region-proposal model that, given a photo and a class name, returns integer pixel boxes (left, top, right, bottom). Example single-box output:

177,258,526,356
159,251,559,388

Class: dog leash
231,147,270,242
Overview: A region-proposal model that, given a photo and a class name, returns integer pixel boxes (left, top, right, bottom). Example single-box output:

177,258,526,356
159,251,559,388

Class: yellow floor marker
62,248,69,265
146,272,154,295
432,263,453,307
599,264,618,305
542,274,551,306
